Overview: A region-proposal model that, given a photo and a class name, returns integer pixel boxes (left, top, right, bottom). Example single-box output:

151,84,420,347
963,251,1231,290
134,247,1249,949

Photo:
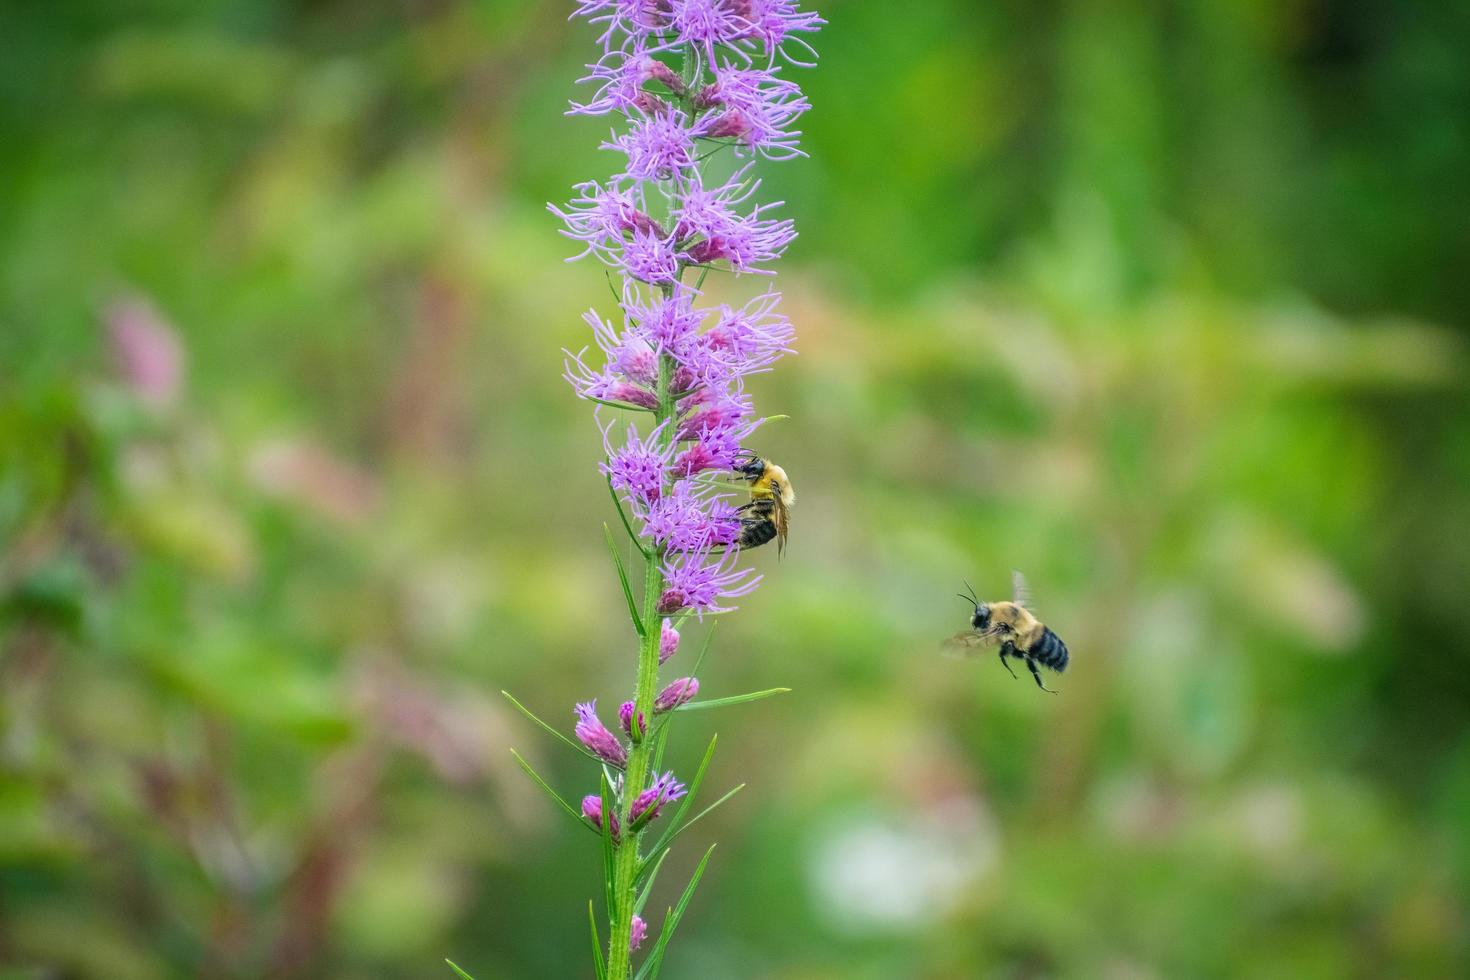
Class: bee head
957,580,988,630
733,451,765,482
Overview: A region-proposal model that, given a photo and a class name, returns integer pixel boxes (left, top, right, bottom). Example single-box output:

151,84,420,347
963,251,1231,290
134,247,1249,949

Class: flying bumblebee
943,571,1069,693
732,451,795,556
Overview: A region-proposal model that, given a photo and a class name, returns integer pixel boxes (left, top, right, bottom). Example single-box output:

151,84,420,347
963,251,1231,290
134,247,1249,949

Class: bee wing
1011,569,1032,610
774,495,790,560
940,630,989,659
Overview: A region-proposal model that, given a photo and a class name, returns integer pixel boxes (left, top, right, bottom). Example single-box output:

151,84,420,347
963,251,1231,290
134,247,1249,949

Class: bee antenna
956,593,977,607
962,579,978,604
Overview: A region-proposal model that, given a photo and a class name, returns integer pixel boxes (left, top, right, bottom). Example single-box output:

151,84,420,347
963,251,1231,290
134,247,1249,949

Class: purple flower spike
574,701,629,767
629,771,688,828
630,915,648,951
618,700,647,739
557,3,819,966
659,620,681,664
654,677,700,713
582,794,622,841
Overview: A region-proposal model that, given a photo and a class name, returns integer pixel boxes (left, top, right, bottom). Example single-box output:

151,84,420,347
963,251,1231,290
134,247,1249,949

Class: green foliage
1,1,1468,978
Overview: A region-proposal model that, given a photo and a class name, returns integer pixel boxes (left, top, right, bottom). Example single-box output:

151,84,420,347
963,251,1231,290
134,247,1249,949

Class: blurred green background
3,1,1469,977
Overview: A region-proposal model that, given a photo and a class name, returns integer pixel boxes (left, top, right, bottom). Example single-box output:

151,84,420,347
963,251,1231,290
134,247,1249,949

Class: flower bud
659,620,681,664
630,915,648,951
700,110,751,141
573,701,628,767
618,700,647,740
654,677,699,713
645,59,684,95
629,771,687,829
581,794,621,841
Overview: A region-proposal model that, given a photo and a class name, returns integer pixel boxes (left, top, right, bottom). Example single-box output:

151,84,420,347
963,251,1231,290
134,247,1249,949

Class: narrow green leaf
509,748,590,829
607,476,650,555
589,901,608,980
502,690,609,766
599,772,617,916
687,622,715,679
657,784,744,852
650,716,671,774
445,959,476,979
639,733,717,876
635,847,669,917
586,395,654,413
676,688,791,712
634,844,716,980
605,523,647,637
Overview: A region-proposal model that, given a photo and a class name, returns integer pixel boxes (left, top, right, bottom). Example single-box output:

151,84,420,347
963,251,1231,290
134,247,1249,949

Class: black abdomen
1029,627,1069,673
738,518,777,548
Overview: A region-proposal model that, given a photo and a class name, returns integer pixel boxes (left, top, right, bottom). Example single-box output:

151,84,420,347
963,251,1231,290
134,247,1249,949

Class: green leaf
635,847,670,917
604,523,646,637
650,716,672,774
643,623,715,809
657,783,744,852
509,748,591,830
445,959,476,979
686,622,715,679
633,844,716,980
501,690,611,767
639,733,717,877
586,395,655,413
599,772,617,915
589,901,608,980
676,688,791,712
607,475,650,555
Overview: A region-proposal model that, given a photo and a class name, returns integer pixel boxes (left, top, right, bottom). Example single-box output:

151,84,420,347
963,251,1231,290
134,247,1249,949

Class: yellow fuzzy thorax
752,462,796,507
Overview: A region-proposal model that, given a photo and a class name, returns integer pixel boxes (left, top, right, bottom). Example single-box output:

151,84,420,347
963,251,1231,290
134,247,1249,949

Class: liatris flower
582,794,621,841
604,108,699,181
574,701,629,767
618,700,647,739
670,169,795,274
659,620,680,663
599,419,672,501
540,2,820,976
693,68,810,158
629,771,687,829
654,677,699,712
657,541,762,616
639,480,741,551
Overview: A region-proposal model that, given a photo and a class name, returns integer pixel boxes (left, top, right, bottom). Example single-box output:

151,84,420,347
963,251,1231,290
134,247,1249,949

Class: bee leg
1025,656,1058,694
997,643,1018,680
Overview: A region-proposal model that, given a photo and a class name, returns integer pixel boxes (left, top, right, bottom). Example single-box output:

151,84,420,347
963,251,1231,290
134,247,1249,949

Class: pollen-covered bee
943,571,1069,693
732,451,795,556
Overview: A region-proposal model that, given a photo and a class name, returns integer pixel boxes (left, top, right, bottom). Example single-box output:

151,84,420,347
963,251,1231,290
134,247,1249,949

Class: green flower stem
608,43,705,978
606,350,676,979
